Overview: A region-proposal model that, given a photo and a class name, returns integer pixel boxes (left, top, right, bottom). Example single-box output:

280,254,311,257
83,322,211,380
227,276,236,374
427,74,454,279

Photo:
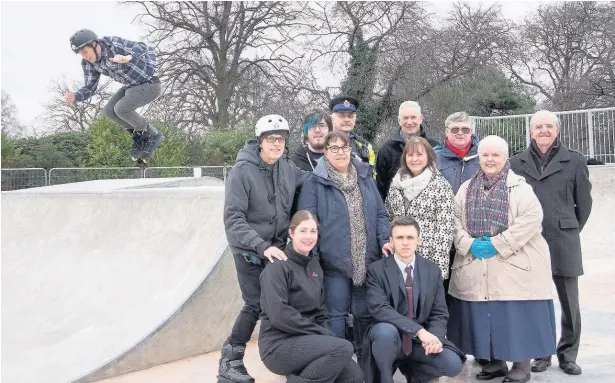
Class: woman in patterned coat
385,136,455,279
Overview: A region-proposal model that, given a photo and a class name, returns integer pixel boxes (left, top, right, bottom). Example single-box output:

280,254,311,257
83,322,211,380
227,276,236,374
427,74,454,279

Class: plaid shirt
74,36,157,101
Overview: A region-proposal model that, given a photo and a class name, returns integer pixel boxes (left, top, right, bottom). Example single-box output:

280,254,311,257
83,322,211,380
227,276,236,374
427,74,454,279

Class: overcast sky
1,1,539,133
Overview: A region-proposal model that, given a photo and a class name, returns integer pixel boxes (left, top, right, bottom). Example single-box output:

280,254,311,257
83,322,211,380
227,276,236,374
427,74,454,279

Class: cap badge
344,100,350,108
274,122,280,128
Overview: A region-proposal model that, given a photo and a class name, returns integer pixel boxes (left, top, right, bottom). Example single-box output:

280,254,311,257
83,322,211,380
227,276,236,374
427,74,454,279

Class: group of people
62,30,593,383
218,97,593,383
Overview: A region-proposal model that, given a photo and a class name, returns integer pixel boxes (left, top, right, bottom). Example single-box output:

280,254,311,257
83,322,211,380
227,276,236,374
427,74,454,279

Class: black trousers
369,323,463,383
551,276,581,363
227,252,266,346
262,335,363,383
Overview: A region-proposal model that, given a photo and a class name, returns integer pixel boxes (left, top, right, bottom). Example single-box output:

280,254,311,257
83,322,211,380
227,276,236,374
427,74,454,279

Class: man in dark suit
510,110,593,376
363,216,464,383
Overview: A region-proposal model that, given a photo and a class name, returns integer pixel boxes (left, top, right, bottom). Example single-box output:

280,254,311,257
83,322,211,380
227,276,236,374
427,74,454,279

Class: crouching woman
259,210,363,383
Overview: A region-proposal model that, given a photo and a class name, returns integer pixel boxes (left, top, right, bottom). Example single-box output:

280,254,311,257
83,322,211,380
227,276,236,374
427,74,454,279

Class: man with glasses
510,110,592,377
219,114,307,383
375,101,439,200
329,95,377,178
291,111,333,171
435,111,480,195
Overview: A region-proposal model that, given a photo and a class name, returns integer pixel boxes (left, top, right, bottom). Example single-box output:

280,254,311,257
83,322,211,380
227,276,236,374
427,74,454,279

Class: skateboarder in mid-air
64,29,164,162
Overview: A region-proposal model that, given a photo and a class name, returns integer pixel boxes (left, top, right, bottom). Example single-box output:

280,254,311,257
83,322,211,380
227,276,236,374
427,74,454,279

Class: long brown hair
399,136,437,177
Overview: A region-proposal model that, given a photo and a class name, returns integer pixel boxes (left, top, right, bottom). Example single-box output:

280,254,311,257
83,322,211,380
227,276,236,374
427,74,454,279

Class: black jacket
258,246,329,359
362,255,465,382
375,126,439,200
290,145,324,172
510,143,593,277
224,140,306,258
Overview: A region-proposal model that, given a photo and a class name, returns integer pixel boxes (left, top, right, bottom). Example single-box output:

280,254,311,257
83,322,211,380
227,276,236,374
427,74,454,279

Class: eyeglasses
264,135,286,144
326,145,351,153
449,127,472,134
310,123,329,132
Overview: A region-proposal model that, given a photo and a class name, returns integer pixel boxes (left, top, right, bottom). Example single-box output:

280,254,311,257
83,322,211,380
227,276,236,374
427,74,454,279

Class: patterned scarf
465,163,510,237
326,159,367,286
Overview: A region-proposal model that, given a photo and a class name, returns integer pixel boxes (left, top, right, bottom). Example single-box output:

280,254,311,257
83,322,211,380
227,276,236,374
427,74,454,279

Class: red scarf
446,140,471,158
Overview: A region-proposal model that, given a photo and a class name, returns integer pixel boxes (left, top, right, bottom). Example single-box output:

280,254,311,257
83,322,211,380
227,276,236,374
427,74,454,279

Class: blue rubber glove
470,239,489,259
481,237,498,259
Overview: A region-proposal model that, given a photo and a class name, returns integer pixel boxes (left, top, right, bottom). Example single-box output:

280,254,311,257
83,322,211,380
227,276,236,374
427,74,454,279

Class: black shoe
217,341,255,383
477,369,508,380
138,125,165,160
559,361,582,375
477,358,491,366
128,130,143,158
530,358,551,373
502,375,530,383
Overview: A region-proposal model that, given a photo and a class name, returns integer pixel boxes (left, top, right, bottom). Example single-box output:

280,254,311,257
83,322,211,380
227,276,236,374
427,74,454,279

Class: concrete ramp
1,177,244,383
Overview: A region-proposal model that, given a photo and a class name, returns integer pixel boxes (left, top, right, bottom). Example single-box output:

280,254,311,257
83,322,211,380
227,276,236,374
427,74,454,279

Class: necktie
402,264,414,355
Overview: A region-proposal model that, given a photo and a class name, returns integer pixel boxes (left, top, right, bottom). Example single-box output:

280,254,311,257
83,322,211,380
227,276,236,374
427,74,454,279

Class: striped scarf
465,164,510,237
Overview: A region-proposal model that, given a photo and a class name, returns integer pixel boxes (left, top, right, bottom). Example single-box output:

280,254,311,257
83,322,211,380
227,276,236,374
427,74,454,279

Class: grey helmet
70,29,98,53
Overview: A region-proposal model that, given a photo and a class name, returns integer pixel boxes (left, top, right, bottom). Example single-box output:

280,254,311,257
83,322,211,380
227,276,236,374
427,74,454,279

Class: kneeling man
363,216,464,383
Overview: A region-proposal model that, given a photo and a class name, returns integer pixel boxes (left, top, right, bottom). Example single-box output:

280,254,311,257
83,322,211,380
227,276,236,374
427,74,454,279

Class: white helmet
255,114,290,138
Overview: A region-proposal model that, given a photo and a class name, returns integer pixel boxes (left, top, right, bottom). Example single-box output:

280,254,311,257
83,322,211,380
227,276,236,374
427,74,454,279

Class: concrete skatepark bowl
2,166,615,383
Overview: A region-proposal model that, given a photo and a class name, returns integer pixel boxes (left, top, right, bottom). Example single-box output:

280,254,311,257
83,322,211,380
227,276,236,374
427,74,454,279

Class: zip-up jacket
434,136,480,195
258,245,329,359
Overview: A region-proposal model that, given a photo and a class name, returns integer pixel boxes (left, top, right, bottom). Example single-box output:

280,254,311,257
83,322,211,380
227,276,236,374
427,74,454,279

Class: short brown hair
390,215,421,236
399,137,436,177
324,131,350,148
289,210,319,233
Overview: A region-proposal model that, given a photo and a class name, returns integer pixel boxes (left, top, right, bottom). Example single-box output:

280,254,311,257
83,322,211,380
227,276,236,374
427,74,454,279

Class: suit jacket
362,255,465,383
510,144,592,277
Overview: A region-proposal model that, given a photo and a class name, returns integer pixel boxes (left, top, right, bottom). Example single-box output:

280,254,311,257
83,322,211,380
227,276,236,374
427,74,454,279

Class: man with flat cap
329,95,377,178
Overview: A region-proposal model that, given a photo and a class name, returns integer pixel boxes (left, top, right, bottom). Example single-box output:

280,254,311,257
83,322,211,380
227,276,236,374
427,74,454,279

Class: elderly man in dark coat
510,110,593,376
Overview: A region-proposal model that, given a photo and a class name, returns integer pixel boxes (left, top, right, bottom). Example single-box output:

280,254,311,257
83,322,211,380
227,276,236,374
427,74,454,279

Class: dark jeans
227,252,265,346
262,335,363,383
323,275,371,362
369,323,463,383
103,81,161,132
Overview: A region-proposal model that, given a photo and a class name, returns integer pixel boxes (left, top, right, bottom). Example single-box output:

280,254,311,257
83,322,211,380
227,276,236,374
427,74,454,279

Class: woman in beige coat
447,135,556,383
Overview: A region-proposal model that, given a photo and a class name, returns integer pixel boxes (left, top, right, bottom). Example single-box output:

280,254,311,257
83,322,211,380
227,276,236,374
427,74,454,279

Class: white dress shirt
394,254,416,282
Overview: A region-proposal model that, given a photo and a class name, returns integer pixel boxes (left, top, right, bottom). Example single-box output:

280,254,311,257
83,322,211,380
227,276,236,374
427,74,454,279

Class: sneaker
531,358,551,372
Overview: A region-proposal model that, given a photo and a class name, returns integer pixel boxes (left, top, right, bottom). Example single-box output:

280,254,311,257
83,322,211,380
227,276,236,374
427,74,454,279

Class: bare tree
306,2,511,141
43,77,114,132
1,90,24,137
131,1,315,134
506,2,615,110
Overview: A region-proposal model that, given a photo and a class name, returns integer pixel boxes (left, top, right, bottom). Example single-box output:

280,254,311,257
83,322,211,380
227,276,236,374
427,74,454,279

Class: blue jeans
369,322,463,383
323,276,371,362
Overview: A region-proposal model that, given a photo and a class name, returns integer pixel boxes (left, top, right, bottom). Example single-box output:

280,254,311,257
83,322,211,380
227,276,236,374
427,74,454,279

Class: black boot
217,341,255,383
128,129,142,158
138,125,165,161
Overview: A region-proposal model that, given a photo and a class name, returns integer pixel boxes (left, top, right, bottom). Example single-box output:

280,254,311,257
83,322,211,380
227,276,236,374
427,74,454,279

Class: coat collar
517,144,572,180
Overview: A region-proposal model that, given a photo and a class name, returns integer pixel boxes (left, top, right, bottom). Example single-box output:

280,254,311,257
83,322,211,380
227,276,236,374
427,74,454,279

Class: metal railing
1,166,232,191
1,168,47,191
48,167,143,186
471,107,615,163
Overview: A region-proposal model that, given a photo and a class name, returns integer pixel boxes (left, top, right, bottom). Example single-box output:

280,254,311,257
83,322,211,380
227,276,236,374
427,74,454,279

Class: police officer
329,95,376,178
